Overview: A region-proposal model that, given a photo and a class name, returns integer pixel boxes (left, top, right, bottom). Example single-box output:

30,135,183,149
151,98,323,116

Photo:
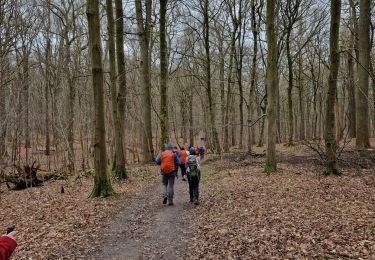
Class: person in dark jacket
0,231,16,260
155,144,181,205
185,148,201,205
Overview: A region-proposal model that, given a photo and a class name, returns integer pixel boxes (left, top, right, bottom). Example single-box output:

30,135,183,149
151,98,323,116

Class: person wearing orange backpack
179,147,188,181
155,144,181,206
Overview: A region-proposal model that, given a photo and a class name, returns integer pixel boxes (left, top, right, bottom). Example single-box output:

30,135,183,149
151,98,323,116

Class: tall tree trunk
22,49,31,152
356,0,370,149
218,35,225,146
115,0,128,178
159,0,169,150
106,0,126,179
286,32,294,145
248,0,258,152
64,34,75,173
265,0,278,171
224,30,236,152
203,0,220,153
135,0,154,161
189,81,194,146
347,50,356,138
87,0,115,198
298,52,305,140
234,4,245,150
324,0,341,175
45,38,52,156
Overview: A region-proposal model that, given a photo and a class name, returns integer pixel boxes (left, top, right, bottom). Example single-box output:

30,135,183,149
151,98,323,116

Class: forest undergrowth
183,144,375,259
0,143,374,259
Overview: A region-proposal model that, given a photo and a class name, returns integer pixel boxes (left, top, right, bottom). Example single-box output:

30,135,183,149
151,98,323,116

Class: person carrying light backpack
156,144,181,206
185,147,201,205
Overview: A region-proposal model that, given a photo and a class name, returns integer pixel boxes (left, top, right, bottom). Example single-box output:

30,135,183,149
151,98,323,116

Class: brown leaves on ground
182,145,375,259
1,143,375,259
0,166,158,260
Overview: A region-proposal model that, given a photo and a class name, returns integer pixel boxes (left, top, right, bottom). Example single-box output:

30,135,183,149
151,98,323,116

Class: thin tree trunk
298,52,305,140
189,81,194,146
159,0,169,149
265,0,278,171
248,0,258,152
224,30,236,152
286,32,294,145
64,35,75,173
347,50,356,138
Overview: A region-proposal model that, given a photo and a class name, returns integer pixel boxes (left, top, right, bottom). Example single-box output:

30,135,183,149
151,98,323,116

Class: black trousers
188,176,200,201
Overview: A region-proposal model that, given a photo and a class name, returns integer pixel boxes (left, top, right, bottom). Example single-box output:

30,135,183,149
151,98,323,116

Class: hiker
194,146,200,158
155,144,181,206
199,146,205,160
0,231,17,260
186,147,201,205
179,147,188,181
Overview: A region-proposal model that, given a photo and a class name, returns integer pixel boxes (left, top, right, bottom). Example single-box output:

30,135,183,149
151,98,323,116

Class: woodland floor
1,142,375,259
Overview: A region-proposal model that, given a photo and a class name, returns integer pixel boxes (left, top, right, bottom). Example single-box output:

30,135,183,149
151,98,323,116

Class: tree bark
355,0,370,149
135,0,154,162
203,0,220,153
115,0,128,178
347,50,356,138
106,0,126,179
265,0,278,171
286,32,294,145
248,0,258,152
224,26,236,152
45,37,52,156
324,0,341,175
159,0,169,150
87,0,115,197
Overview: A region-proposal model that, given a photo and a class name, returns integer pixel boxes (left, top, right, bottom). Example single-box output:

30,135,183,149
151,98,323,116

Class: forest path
90,176,191,260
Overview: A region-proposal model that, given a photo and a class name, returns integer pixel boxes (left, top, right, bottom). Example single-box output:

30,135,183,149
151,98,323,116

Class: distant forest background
0,0,374,176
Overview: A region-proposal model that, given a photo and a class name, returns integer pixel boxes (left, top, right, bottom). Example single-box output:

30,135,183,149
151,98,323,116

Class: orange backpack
161,150,175,174
179,150,188,164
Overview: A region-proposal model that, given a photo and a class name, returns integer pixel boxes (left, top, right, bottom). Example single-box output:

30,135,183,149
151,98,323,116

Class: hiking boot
194,198,199,205
182,176,186,181
190,198,194,203
163,197,168,205
168,200,174,206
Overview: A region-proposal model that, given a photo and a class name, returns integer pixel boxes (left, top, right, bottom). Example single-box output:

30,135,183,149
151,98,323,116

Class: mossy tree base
323,161,341,176
88,181,115,198
263,164,277,173
111,156,128,180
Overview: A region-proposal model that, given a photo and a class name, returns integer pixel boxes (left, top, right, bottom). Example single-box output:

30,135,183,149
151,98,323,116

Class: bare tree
135,0,154,161
159,0,169,149
87,0,115,197
324,0,341,175
265,0,278,171
355,0,371,149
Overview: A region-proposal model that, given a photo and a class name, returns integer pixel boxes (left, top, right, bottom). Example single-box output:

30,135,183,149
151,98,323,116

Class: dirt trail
90,177,192,260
